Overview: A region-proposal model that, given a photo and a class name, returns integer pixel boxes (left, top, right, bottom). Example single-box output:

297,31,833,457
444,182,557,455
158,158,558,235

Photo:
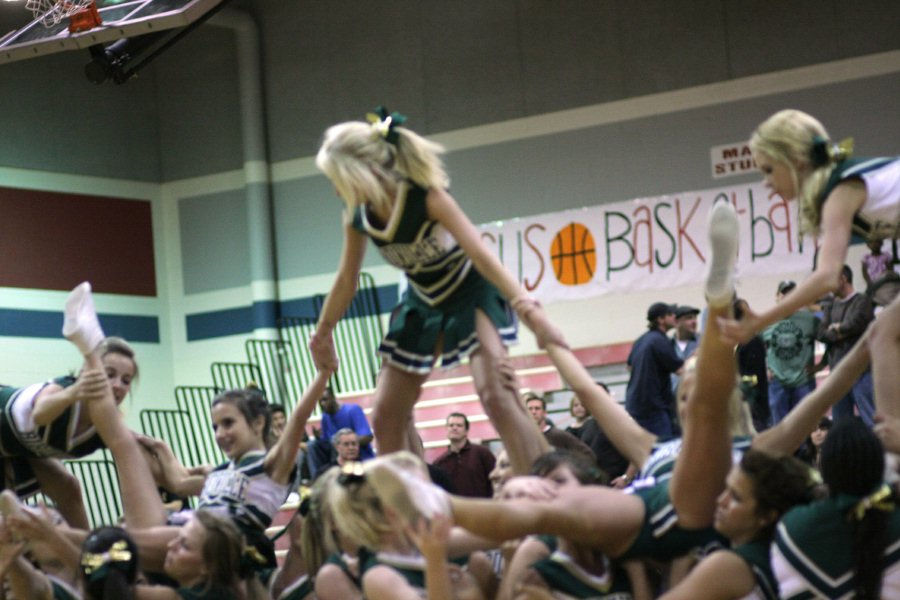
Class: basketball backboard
0,0,225,65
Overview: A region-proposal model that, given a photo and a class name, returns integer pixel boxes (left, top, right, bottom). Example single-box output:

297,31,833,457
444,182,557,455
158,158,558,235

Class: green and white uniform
175,450,293,569
177,582,237,600
730,540,780,600
529,535,633,599
360,549,428,597
822,157,900,241
0,376,105,497
324,551,362,588
637,436,753,484
618,480,726,562
275,574,313,600
352,181,516,373
49,575,82,600
772,490,900,599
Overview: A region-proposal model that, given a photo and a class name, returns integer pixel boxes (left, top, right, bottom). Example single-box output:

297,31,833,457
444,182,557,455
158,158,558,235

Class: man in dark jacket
817,265,875,426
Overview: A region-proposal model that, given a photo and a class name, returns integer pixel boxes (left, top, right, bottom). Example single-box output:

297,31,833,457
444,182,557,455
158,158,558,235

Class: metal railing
174,386,225,466
139,408,203,467
309,272,385,394
211,362,264,394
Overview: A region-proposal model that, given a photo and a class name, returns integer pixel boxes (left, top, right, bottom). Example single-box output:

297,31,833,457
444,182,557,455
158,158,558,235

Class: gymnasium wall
166,63,899,385
0,1,897,420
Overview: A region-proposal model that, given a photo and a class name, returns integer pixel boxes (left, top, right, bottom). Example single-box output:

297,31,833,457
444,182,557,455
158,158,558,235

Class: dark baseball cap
647,302,676,322
675,305,700,319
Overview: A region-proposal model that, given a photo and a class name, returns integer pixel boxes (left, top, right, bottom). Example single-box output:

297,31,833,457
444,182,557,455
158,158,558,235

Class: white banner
479,181,817,303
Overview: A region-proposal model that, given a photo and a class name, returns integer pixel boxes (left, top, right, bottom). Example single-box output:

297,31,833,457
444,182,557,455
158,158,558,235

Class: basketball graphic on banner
550,222,596,285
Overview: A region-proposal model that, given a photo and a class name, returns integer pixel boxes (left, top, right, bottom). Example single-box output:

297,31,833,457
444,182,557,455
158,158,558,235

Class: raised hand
72,368,109,401
717,304,761,345
309,331,339,372
405,514,452,561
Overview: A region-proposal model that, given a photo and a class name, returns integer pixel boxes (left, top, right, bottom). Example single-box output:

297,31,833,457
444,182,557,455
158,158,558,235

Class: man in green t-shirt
762,280,820,425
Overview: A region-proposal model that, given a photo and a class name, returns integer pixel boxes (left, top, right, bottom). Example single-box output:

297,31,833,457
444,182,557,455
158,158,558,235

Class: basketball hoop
26,0,98,27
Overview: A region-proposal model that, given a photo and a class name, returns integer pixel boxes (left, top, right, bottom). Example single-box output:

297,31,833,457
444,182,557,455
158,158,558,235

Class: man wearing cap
761,280,820,425
673,305,700,359
668,305,700,433
624,302,684,436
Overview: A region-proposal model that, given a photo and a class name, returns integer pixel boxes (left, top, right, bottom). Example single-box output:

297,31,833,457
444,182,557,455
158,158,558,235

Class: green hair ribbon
810,135,854,168
366,106,407,145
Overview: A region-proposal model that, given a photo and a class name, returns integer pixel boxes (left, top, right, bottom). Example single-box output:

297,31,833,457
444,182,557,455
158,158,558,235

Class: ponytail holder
338,461,366,486
238,545,267,578
810,135,854,168
81,540,133,578
850,483,894,522
366,106,406,145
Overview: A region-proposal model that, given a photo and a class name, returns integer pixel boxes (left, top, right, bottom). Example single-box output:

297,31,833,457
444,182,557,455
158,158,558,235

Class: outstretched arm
718,181,864,343
546,344,657,469
311,221,368,371
136,434,207,497
31,369,107,426
266,369,334,484
427,188,566,349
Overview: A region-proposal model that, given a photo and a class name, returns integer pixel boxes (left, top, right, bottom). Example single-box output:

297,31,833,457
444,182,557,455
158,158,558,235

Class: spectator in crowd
525,390,598,465
817,265,876,426
307,389,374,479
795,416,832,470
672,305,701,364
565,384,629,482
524,391,552,434
431,412,495,498
734,298,770,432
670,304,701,433
269,402,310,481
625,302,684,437
333,428,361,467
762,280,820,425
861,237,896,292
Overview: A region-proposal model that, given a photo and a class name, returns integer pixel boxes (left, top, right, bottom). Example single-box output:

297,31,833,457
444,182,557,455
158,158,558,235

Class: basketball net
26,0,97,27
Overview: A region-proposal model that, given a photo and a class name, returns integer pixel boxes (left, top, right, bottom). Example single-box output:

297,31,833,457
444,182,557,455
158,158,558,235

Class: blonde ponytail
750,109,840,235
316,111,449,217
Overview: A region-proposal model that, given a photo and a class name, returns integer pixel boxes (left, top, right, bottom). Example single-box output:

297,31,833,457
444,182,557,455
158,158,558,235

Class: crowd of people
0,107,896,599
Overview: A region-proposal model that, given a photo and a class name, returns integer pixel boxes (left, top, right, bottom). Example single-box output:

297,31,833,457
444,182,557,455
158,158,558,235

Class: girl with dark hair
312,107,564,476
773,417,900,599
134,367,332,574
81,526,139,600
794,416,831,469
497,450,642,600
659,449,816,599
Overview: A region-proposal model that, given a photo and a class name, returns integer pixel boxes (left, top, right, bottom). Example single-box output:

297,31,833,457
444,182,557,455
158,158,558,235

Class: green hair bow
366,106,407,145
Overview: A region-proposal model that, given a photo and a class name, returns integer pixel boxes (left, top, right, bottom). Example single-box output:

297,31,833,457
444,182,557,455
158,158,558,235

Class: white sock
62,282,105,355
706,202,739,307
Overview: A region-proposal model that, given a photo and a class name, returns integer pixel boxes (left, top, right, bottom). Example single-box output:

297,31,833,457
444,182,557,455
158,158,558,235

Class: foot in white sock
706,202,739,307
62,282,105,355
